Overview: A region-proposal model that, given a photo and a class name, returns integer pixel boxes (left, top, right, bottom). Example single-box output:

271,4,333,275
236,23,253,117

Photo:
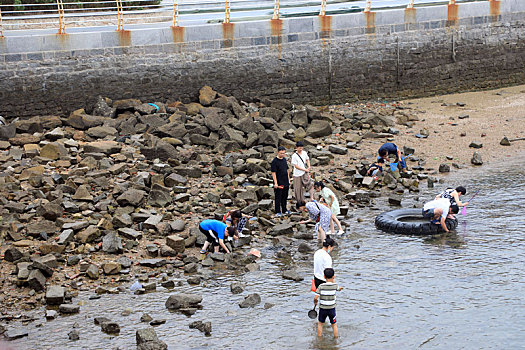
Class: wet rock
141,313,153,322
230,282,245,294
68,330,80,341
4,328,29,340
46,309,58,320
189,320,212,336
187,276,201,285
469,141,483,149
59,304,80,314
270,223,294,236
139,259,167,268
239,293,261,308
471,152,483,165
165,293,203,310
136,328,168,350
438,163,450,173
150,319,166,326
282,270,304,282
103,232,123,254
298,242,313,253
28,269,46,292
46,285,65,305
184,262,199,274
500,137,511,146
388,195,402,206
101,321,120,334
4,247,23,262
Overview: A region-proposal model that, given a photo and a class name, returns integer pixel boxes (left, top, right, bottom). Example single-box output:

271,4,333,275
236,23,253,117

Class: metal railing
0,0,493,36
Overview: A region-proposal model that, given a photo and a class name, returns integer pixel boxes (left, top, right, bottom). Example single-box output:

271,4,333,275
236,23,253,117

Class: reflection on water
8,158,525,350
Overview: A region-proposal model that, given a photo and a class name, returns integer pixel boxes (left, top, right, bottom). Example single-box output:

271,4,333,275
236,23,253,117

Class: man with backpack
291,141,314,203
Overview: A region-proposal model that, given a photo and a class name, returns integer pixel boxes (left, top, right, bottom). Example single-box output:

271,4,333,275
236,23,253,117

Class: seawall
0,0,524,117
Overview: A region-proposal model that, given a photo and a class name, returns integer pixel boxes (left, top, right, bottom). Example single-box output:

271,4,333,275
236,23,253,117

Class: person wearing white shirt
313,236,335,289
422,198,459,233
291,141,314,203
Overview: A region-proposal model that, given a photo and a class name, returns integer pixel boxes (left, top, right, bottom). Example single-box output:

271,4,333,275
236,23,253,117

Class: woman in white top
314,181,344,235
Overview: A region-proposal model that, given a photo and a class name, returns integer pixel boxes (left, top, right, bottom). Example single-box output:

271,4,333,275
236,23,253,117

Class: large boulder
40,142,68,160
306,120,332,138
136,328,168,350
239,293,261,308
66,109,105,130
258,130,279,147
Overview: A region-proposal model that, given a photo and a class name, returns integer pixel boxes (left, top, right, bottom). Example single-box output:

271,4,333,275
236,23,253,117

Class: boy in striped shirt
313,268,343,338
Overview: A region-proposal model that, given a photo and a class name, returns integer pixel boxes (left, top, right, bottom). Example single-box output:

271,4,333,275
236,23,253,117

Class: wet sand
359,85,525,173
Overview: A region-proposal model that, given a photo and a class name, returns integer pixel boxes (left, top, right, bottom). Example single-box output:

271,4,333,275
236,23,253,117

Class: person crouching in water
297,200,332,241
422,198,459,233
367,158,385,180
313,182,344,235
314,268,343,338
435,186,469,210
199,219,237,254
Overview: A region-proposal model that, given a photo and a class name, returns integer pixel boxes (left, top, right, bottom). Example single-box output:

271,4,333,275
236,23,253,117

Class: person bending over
367,158,385,179
422,198,459,233
378,142,406,170
313,181,344,235
435,186,469,208
199,219,237,254
297,200,332,241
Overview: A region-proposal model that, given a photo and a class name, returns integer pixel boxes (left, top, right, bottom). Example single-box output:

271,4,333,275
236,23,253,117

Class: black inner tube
375,208,458,235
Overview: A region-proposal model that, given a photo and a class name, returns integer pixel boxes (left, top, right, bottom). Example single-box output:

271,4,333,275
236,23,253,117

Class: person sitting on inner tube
435,186,469,208
378,142,406,170
422,198,459,233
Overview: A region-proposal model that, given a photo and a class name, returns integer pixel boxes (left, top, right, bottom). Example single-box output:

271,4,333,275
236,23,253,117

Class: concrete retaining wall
1,0,525,117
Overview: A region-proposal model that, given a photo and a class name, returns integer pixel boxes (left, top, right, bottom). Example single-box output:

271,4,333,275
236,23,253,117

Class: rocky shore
0,85,523,347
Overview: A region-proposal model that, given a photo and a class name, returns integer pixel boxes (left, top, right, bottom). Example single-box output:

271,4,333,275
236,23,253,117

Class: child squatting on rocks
314,267,343,338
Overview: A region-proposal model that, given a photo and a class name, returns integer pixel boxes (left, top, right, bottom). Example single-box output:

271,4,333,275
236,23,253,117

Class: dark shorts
422,208,434,218
314,276,325,289
318,308,336,324
199,225,219,246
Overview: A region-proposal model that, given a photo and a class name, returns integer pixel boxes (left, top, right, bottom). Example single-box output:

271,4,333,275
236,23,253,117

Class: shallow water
8,157,525,350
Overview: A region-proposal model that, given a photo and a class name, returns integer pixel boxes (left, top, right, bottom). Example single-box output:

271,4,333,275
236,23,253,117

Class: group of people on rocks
194,140,471,339
271,141,345,240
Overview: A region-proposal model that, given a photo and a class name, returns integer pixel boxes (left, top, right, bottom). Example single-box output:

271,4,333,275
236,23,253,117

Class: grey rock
282,270,304,282
439,163,451,173
165,293,202,309
102,232,123,254
46,285,65,305
298,242,313,253
189,320,212,336
306,120,332,138
166,235,185,253
143,215,163,230
86,264,100,279
270,223,294,236
101,321,120,334
57,229,75,245
469,141,483,149
59,304,80,314
28,269,46,292
4,247,23,262
139,259,167,268
471,152,483,165
118,228,143,240
230,282,245,294
117,189,146,207
184,262,199,273
239,293,261,308
328,145,348,155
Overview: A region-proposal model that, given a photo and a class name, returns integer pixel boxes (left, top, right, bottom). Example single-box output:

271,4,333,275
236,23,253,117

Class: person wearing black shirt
271,146,291,217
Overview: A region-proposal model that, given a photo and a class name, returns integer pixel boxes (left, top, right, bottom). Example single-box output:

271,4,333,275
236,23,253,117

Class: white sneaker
336,230,345,236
